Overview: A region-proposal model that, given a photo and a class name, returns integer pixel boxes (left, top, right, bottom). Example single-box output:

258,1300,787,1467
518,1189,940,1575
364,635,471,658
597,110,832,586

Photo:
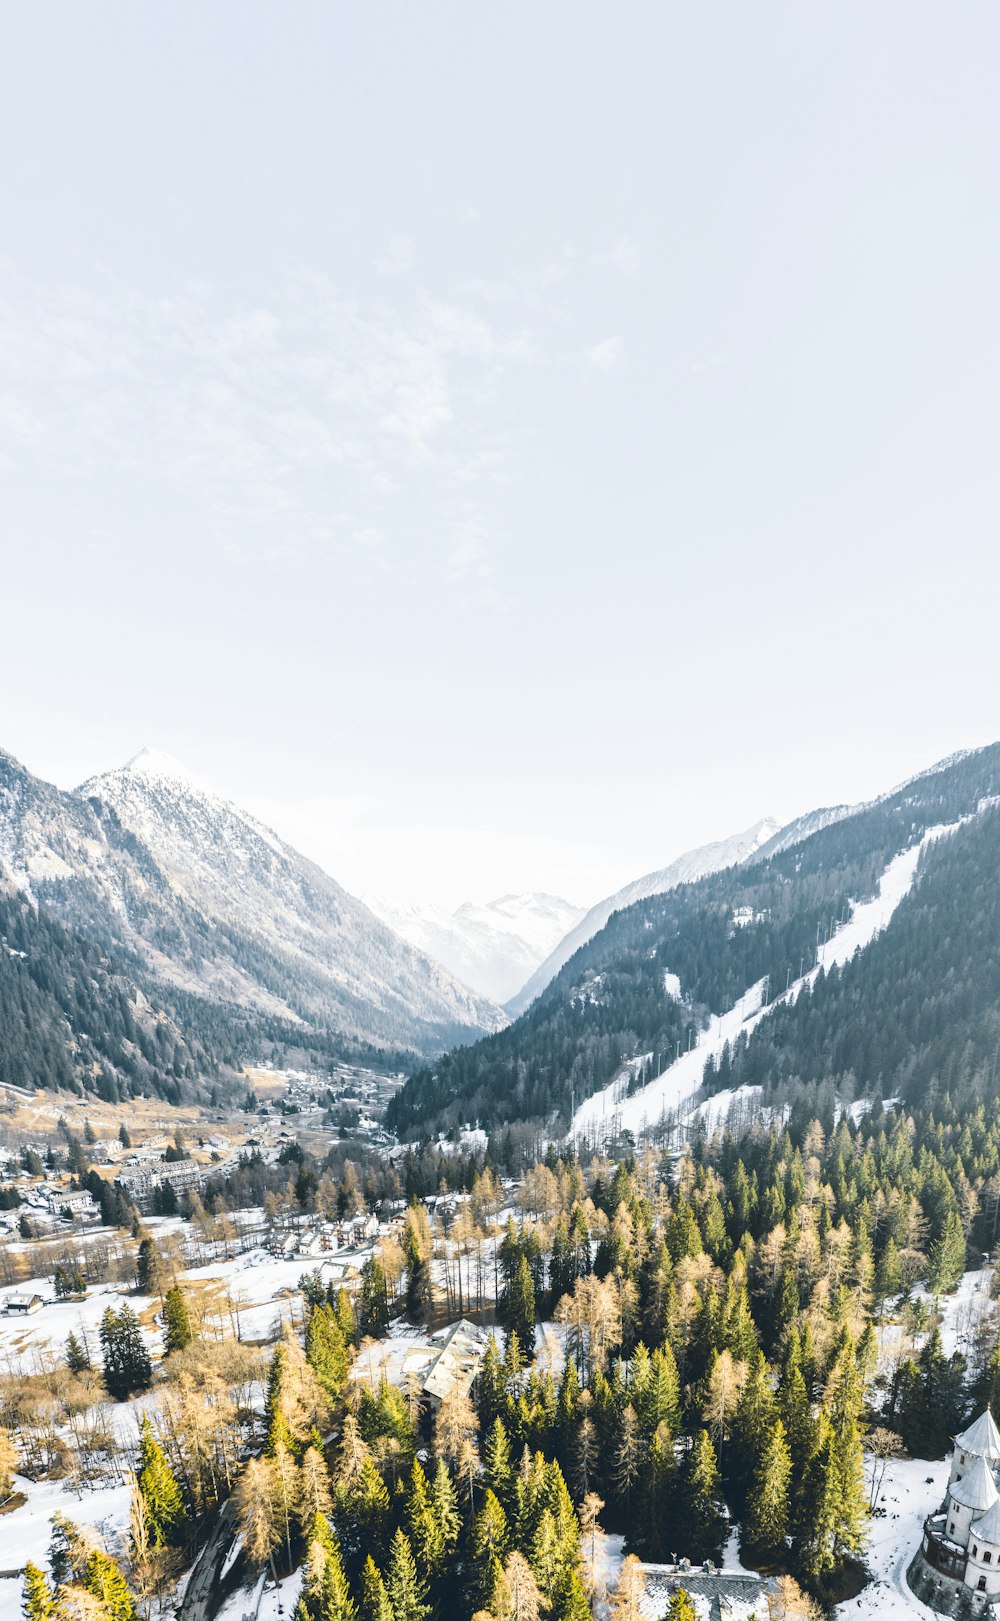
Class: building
421,1318,489,1407
914,1409,1000,1613
6,1294,43,1314
116,1158,208,1212
47,1191,100,1222
639,1565,769,1620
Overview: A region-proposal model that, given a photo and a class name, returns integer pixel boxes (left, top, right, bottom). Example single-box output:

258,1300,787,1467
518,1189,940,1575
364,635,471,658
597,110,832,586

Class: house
913,1409,1000,1612
638,1565,769,1620
47,1191,100,1222
421,1318,490,1407
6,1294,44,1315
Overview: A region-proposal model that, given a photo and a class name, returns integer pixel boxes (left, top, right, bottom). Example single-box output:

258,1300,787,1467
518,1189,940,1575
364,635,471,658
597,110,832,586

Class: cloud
374,234,414,276
0,259,548,590
595,236,641,278
582,335,625,374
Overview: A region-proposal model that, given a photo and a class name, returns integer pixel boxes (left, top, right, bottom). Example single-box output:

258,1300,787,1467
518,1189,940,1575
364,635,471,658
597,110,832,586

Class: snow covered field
572,818,966,1144
0,1477,132,1614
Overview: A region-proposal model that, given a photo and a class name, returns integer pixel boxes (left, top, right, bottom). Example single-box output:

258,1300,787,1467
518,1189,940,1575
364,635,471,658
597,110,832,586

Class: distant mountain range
506,818,784,1016
0,746,506,1100
364,891,586,1004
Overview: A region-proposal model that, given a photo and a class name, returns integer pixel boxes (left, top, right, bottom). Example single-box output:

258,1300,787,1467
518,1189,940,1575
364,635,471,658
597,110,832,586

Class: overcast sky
2,5,999,910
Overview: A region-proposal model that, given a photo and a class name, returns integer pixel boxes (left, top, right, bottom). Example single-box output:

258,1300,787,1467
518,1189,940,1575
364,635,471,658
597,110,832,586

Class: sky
2,4,1000,911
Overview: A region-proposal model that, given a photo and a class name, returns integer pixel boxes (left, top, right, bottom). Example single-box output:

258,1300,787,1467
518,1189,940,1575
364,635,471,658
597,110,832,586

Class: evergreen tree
305,1305,349,1405
469,1490,510,1611
385,1528,430,1621
99,1305,152,1400
431,1458,460,1555
484,1417,514,1509
744,1418,792,1560
404,1460,445,1582
927,1209,967,1295
162,1285,194,1354
360,1557,394,1621
679,1430,725,1563
21,1563,56,1621
358,1256,390,1338
507,1254,537,1352
65,1331,90,1374
137,1414,187,1546
82,1547,140,1621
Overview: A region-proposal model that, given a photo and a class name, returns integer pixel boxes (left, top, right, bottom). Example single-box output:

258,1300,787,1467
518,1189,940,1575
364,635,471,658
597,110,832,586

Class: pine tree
385,1528,430,1621
679,1430,725,1563
137,1414,187,1546
927,1209,967,1295
358,1257,390,1338
360,1557,394,1621
484,1417,514,1509
82,1547,139,1621
507,1254,537,1351
21,1562,56,1621
470,1490,510,1611
405,1459,445,1582
65,1332,90,1374
99,1305,152,1401
294,1512,356,1621
163,1285,194,1354
306,1305,349,1406
431,1458,460,1555
744,1418,792,1559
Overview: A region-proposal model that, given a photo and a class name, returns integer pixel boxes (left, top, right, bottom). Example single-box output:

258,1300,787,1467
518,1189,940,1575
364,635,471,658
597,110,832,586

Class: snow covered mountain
505,817,783,1016
363,891,586,1004
388,743,1000,1141
0,746,506,1058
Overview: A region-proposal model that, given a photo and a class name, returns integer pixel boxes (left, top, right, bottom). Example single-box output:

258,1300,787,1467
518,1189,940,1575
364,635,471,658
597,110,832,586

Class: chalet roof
972,1498,1000,1547
951,1455,999,1512
956,1409,1000,1462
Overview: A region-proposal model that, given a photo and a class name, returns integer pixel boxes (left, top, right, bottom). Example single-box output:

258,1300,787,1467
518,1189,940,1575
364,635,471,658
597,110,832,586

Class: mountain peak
123,747,201,787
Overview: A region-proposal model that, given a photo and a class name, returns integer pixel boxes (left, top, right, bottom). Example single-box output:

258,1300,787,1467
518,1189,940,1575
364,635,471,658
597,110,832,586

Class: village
1,1067,998,1621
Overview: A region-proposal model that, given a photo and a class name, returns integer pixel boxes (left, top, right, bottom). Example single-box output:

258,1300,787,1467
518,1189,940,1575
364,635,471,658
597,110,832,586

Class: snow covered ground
838,1455,947,1621
571,818,966,1145
0,1476,132,1613
216,1566,299,1621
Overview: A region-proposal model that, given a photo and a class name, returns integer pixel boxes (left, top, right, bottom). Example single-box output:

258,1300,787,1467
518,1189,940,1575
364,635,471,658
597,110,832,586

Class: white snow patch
571,818,967,1145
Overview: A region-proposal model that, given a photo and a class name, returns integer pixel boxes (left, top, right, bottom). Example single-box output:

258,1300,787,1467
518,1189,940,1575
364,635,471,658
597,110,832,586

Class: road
175,1498,237,1621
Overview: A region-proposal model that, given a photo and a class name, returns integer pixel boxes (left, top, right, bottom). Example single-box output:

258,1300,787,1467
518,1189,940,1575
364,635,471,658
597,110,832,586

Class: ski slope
570,818,965,1145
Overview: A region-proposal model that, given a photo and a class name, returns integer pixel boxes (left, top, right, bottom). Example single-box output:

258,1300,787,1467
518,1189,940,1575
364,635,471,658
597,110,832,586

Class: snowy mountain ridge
364,890,586,1004
0,746,506,1055
506,817,783,1016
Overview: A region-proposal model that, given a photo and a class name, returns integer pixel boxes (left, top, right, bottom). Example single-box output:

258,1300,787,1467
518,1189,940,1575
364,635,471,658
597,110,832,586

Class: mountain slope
506,818,782,1016
364,891,585,1003
0,747,505,1070
387,744,1000,1139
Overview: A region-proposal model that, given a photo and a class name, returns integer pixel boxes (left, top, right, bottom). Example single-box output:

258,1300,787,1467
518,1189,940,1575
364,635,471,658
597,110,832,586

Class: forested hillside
0,881,405,1103
388,746,1000,1137
709,802,1000,1109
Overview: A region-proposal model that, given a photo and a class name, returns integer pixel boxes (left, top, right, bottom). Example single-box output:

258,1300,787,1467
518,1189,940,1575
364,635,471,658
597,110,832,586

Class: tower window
986,1552,993,1563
